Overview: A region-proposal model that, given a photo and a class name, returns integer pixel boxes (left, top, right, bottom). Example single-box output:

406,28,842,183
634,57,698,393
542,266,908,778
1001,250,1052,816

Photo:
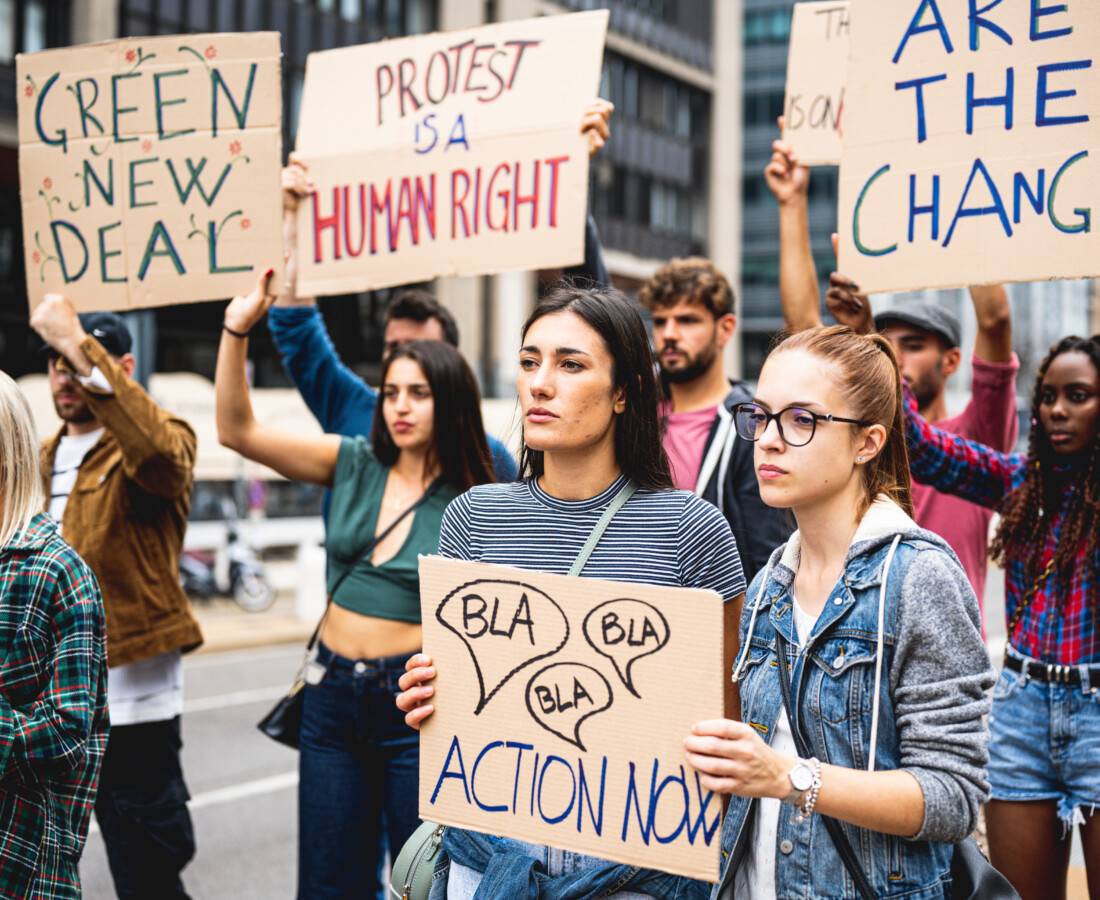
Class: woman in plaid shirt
0,371,109,899
903,335,1100,900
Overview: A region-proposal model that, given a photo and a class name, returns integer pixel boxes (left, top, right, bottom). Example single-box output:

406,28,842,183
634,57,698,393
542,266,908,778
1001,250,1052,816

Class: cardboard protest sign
783,1,850,166
418,555,724,882
17,33,284,313
836,1,1100,293
294,11,608,297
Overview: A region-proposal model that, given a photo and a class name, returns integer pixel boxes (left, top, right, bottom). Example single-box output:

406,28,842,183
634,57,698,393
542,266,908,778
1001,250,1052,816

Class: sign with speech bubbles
419,556,724,883
17,32,285,313
836,0,1100,293
293,11,608,297
782,0,850,166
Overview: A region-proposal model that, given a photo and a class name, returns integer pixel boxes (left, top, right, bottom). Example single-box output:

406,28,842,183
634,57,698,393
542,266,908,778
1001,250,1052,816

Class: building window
744,7,793,46
0,0,66,65
744,90,785,127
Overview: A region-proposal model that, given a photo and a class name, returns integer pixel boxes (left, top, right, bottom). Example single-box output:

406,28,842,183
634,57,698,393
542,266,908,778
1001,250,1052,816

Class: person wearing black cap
766,130,1019,619
30,293,201,900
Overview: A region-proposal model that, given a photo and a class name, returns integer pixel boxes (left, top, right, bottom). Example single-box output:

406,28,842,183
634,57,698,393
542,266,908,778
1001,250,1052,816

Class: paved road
79,644,303,898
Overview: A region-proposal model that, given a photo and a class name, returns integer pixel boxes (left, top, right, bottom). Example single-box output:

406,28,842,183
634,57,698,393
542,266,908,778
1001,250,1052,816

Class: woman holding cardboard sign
684,326,998,900
215,270,495,899
397,284,748,899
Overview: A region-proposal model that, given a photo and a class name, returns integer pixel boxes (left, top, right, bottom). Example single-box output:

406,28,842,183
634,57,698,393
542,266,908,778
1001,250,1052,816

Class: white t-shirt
48,373,184,727
729,594,819,900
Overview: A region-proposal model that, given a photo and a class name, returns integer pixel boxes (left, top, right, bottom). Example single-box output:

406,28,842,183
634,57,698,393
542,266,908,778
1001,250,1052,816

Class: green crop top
326,437,458,622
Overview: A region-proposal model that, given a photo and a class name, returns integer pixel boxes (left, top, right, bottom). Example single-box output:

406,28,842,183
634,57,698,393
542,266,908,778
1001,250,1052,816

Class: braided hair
990,336,1100,590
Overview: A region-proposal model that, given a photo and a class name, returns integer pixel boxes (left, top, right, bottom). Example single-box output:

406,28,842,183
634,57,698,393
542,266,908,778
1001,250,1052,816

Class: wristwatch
784,759,815,805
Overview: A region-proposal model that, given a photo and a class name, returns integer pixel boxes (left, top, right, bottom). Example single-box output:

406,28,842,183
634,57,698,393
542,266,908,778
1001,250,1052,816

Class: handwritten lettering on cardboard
419,555,724,883
783,1,849,166
836,0,1099,293
294,11,608,297
17,32,285,313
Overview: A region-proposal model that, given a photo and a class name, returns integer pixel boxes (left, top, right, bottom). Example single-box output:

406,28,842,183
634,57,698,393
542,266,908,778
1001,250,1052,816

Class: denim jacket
712,498,994,900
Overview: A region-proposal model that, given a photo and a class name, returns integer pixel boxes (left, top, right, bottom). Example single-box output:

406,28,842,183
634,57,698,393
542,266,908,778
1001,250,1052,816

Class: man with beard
31,296,201,900
638,258,791,579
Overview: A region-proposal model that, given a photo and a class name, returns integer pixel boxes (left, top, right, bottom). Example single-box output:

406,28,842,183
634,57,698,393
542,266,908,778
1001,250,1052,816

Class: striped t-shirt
438,473,746,601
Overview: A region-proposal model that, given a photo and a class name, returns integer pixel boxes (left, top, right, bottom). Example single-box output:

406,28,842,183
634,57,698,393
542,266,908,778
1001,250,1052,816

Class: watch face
790,763,814,792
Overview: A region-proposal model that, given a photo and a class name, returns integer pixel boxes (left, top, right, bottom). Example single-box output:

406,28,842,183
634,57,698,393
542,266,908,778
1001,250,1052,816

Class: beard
53,395,95,424
658,342,719,385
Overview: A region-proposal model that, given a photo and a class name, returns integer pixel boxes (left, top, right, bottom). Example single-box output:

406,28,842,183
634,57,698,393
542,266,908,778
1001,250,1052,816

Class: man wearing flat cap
32,294,201,900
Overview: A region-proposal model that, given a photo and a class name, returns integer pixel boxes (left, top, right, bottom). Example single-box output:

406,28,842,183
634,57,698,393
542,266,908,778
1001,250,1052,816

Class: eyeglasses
733,403,872,447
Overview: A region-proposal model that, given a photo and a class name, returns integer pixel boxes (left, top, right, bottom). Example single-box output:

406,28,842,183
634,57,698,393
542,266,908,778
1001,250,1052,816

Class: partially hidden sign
294,11,609,297
418,555,724,883
837,0,1100,293
17,33,285,313
782,1,850,166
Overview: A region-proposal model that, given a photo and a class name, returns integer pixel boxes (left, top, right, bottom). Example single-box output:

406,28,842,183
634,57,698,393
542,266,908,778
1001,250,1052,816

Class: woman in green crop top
214,271,496,899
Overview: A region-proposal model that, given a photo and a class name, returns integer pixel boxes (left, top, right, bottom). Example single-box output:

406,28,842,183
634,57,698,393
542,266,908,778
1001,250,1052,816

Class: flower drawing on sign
241,218,252,230
142,139,153,153
229,140,242,156
42,177,52,190
124,46,155,72
126,49,136,63
205,45,217,59
25,84,34,98
33,233,60,282
24,74,37,98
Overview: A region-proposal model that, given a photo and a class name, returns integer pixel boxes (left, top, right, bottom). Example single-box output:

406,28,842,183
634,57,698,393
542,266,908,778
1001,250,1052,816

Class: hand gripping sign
293,11,608,297
420,556,725,883
17,32,285,313
836,0,1100,293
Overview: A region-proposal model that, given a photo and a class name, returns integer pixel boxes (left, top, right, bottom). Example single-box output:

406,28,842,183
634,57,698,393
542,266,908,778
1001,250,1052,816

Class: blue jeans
988,646,1100,830
298,644,420,899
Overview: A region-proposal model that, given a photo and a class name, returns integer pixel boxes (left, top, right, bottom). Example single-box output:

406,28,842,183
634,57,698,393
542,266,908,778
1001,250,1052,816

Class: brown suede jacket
40,336,203,668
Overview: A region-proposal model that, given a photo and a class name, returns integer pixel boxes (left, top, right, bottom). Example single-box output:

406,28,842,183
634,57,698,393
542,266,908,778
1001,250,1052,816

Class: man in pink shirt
638,258,792,580
765,128,1018,623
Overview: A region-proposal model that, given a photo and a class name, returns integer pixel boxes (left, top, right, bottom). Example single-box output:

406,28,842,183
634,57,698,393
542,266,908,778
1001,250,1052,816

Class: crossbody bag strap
304,478,444,653
775,631,876,900
567,479,639,577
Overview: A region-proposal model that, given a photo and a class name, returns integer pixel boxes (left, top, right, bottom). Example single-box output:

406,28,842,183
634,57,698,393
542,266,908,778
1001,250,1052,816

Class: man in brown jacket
32,293,203,900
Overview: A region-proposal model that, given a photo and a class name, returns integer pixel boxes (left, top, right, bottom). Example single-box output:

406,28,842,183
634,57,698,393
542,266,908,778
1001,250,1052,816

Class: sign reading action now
419,556,725,883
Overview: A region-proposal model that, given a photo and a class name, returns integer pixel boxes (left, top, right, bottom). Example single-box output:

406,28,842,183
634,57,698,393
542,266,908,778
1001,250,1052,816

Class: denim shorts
987,647,1100,828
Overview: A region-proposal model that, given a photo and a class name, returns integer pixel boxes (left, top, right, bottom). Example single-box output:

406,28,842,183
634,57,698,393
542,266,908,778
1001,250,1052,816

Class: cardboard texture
17,33,285,313
418,555,724,883
836,1,1100,294
294,11,609,297
783,1,850,166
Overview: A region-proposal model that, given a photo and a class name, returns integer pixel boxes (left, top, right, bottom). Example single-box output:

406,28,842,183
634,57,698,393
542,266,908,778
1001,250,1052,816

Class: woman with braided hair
902,334,1100,900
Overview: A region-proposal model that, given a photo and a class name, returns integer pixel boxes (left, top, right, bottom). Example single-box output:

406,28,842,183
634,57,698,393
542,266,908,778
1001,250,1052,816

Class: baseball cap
37,311,133,360
874,302,961,350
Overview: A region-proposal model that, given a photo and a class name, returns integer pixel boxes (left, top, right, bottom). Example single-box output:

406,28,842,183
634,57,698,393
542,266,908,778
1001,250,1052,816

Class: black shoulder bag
257,479,443,749
774,629,1018,900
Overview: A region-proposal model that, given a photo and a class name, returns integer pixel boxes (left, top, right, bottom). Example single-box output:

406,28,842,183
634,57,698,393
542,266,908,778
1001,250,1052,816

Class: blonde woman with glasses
0,371,109,900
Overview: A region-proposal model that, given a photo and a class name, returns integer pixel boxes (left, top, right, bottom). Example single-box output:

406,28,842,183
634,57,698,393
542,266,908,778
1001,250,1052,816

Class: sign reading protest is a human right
418,556,725,882
783,1,850,166
836,0,1099,294
294,11,608,297
18,33,284,313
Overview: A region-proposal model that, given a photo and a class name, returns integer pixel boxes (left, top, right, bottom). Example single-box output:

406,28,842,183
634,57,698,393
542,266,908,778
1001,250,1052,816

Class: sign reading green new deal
836,1,1099,293
17,32,285,313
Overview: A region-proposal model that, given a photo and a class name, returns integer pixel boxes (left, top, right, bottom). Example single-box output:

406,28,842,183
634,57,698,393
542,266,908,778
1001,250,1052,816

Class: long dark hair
991,335,1100,586
370,340,495,492
518,283,673,492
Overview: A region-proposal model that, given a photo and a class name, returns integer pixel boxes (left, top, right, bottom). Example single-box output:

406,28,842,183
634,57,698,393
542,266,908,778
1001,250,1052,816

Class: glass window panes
0,0,14,63
23,0,47,54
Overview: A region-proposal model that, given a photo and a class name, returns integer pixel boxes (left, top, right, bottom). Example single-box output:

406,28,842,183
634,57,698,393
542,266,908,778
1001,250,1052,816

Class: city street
79,644,303,898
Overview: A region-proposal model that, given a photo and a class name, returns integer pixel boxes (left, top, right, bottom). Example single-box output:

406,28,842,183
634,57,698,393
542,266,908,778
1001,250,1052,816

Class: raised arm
904,382,1023,509
269,154,378,436
970,284,1013,364
562,99,614,288
217,269,341,487
30,294,195,498
765,119,821,334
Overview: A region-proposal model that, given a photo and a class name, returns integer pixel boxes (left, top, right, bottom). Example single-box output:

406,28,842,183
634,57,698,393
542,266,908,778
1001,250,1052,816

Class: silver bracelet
795,757,822,824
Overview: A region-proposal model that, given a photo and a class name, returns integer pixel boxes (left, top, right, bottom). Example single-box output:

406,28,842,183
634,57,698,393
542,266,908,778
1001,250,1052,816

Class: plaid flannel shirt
904,388,1098,665
0,513,109,899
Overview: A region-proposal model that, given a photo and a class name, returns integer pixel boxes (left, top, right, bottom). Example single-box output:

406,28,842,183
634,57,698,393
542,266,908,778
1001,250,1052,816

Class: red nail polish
265,268,274,278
